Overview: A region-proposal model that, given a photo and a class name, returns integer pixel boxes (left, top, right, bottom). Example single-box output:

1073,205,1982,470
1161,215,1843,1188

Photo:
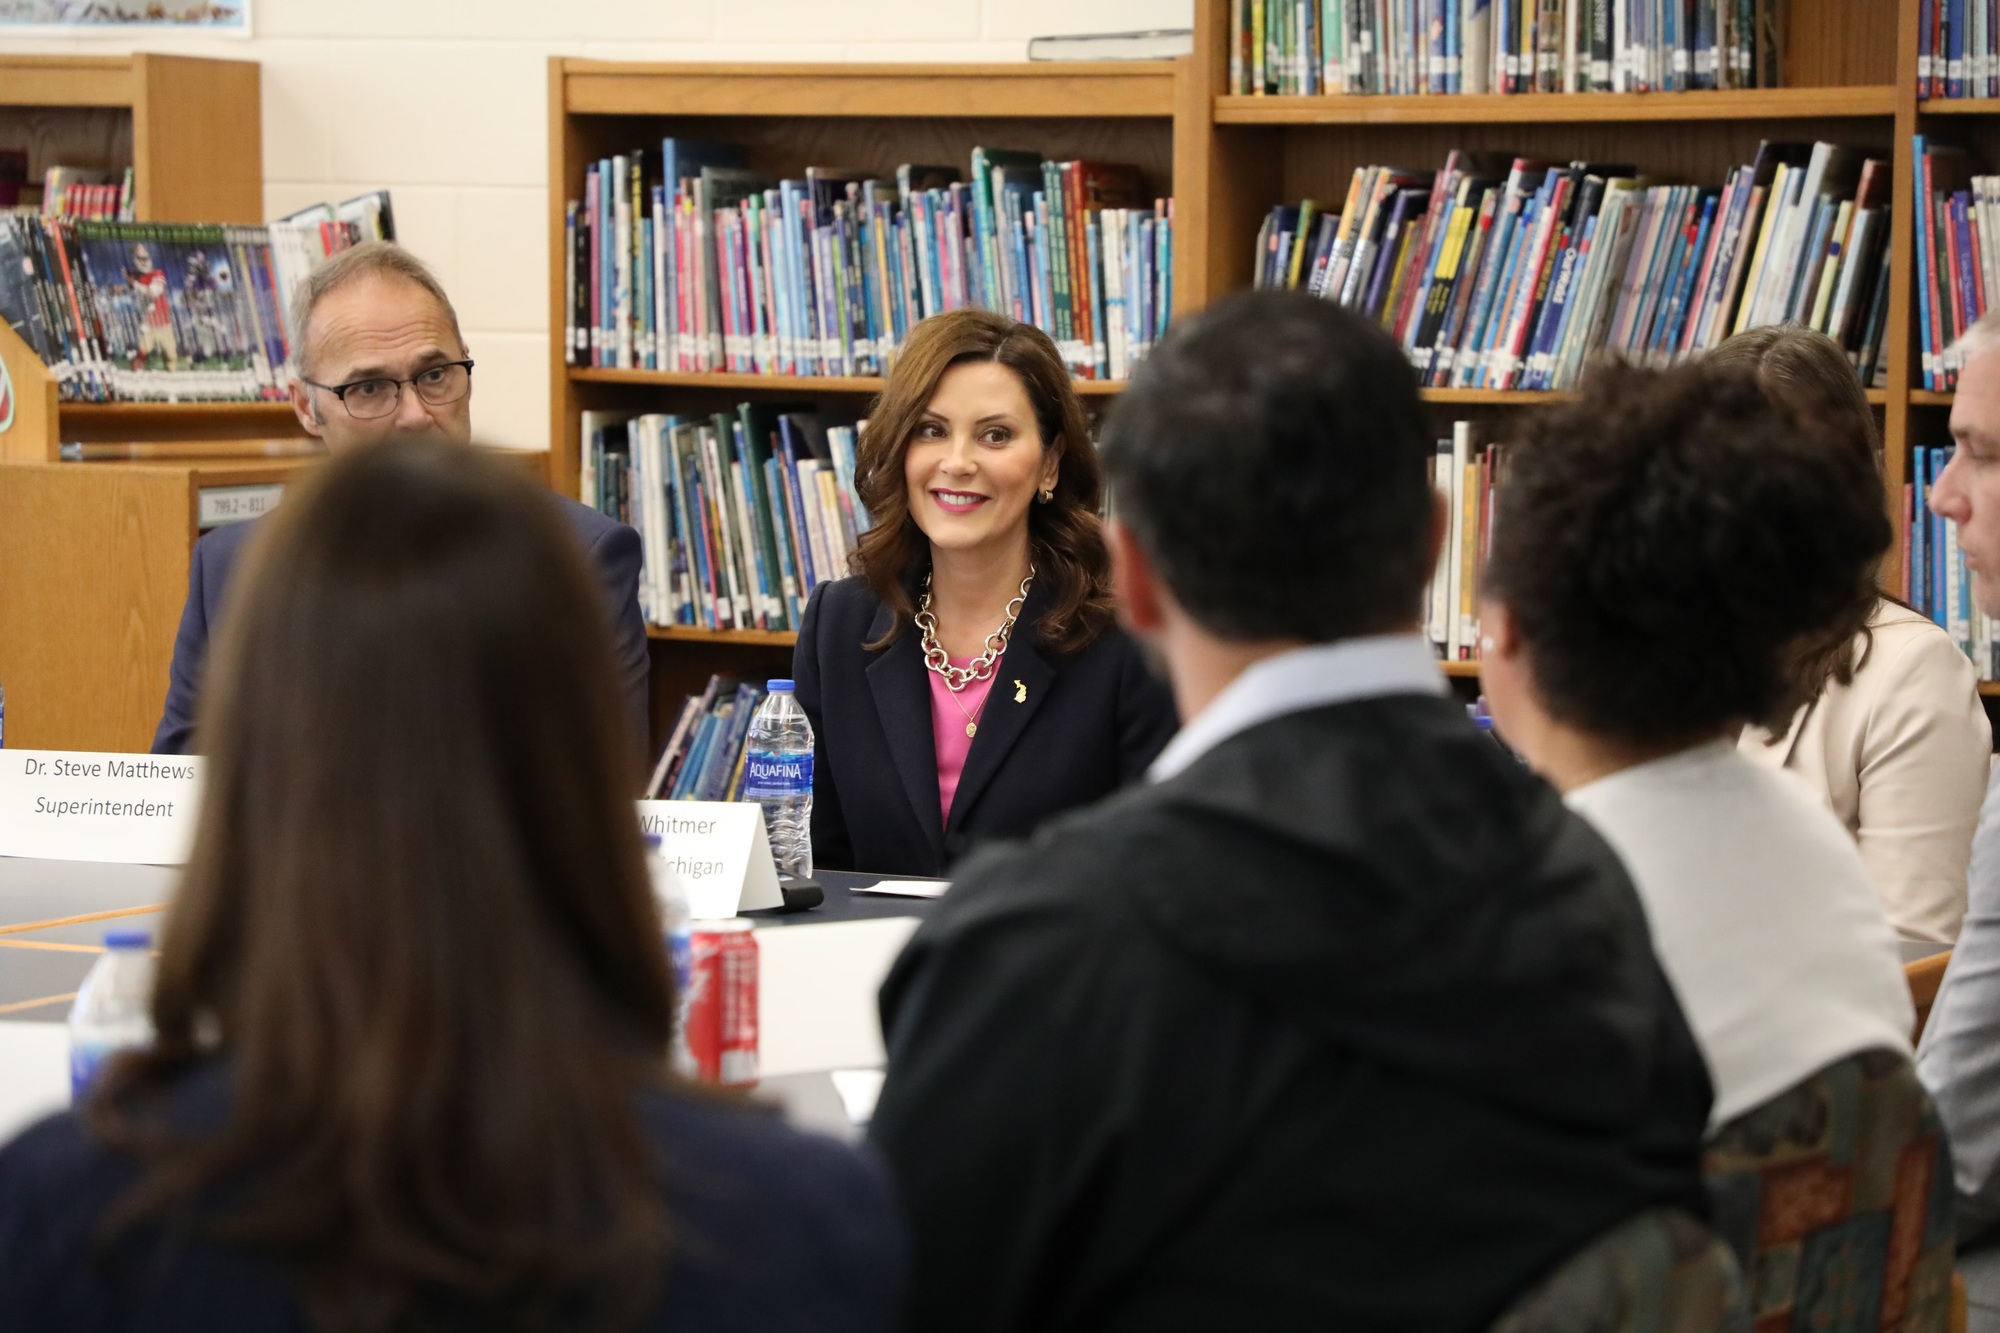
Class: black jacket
0,1060,906,1332
869,694,1714,1333
793,576,1178,877
152,497,650,758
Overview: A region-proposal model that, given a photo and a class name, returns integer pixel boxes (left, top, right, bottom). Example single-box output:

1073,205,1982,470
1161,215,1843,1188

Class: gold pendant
965,721,978,738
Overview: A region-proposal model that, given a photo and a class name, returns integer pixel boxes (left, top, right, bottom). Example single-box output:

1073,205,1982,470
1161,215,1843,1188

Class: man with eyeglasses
151,242,650,764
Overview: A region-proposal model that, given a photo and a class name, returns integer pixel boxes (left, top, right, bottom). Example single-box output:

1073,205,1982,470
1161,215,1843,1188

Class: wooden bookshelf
1,54,262,224
0,54,309,464
0,55,330,752
547,58,1178,753
552,10,2000,753
1182,0,1923,594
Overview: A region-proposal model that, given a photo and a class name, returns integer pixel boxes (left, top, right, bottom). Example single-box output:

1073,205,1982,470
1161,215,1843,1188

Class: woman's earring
1037,487,1055,504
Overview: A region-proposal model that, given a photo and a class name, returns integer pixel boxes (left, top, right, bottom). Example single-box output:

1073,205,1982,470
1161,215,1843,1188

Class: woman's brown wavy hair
89,437,676,1332
854,308,1114,654
1706,323,1890,723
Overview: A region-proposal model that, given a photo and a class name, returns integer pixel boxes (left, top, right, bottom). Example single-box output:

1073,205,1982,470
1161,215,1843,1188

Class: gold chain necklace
915,568,1035,723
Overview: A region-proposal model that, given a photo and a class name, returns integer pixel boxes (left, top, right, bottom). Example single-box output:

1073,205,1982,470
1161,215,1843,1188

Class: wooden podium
0,323,322,752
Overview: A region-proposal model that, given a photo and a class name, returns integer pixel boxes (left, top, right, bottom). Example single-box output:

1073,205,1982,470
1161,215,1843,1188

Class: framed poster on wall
0,2,248,35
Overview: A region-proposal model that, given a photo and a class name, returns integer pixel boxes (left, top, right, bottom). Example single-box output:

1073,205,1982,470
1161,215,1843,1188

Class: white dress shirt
1919,766,2000,1240
1149,634,1448,782
1568,740,1914,1128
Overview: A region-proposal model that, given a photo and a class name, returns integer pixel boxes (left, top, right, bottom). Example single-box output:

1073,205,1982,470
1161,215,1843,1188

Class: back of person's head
1099,290,1435,642
1705,323,1881,463
95,438,675,1329
1705,323,1887,700
1483,360,1892,746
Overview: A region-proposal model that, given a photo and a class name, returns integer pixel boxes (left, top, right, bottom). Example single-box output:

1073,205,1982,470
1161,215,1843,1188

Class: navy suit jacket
793,576,1179,878
0,1060,907,1331
152,496,650,756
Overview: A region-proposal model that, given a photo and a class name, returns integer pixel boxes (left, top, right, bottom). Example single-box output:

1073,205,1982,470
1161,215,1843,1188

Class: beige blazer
1740,601,1991,943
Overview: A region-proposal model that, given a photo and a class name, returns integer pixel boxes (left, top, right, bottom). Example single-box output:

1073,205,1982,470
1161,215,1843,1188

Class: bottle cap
766,679,796,692
103,930,152,950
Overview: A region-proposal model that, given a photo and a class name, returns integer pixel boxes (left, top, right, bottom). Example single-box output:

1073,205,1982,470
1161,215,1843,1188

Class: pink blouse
928,657,997,824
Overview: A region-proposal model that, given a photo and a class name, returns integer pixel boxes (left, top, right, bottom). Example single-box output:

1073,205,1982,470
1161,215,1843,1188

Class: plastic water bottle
645,834,697,1077
68,930,155,1101
742,680,814,878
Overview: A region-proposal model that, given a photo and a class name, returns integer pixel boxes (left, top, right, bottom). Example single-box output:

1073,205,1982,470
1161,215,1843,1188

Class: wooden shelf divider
1214,85,1900,125
1916,99,2000,115
646,625,800,647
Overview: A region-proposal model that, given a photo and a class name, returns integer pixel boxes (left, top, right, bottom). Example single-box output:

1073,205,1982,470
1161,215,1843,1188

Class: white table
0,856,930,1144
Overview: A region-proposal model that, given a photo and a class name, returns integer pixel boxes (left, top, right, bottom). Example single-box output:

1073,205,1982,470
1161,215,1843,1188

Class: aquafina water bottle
68,930,155,1100
742,680,814,878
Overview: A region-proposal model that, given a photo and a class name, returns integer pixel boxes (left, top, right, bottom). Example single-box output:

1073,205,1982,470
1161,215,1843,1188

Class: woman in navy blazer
795,310,1178,877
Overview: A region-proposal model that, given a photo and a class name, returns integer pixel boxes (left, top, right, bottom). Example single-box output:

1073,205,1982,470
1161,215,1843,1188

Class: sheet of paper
848,878,949,899
831,1068,886,1126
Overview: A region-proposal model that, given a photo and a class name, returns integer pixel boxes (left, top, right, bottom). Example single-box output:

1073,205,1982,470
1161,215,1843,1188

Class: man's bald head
289,241,464,377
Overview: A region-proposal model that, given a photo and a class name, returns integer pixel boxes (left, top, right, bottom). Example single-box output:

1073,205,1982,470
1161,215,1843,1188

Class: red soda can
684,921,759,1086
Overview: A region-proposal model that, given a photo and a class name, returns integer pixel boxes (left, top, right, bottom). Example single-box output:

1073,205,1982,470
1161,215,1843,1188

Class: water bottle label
742,753,812,797
668,928,693,995
70,1041,111,1101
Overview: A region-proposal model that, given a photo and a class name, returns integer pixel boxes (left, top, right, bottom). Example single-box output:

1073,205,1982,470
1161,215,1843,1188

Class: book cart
0,55,317,752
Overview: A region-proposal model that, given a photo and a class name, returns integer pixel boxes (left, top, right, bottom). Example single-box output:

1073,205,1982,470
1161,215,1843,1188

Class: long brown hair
854,308,1113,653
1706,323,1887,714
91,438,675,1331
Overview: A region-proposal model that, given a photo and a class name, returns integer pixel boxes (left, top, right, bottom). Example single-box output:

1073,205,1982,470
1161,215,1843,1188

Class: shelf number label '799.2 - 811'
197,483,285,531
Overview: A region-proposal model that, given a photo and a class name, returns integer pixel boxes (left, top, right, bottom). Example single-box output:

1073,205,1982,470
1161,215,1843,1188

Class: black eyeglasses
302,359,474,420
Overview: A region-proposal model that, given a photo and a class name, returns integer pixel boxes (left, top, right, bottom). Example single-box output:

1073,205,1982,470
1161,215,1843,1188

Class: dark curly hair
1100,290,1435,642
1483,359,1891,745
852,308,1112,654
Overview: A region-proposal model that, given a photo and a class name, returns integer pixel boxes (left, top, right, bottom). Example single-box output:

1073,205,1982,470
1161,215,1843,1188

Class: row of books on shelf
562,138,1173,384
1919,0,2000,99
1914,138,2000,391
1228,0,1779,96
1908,444,2000,679
0,192,396,403
0,155,134,220
581,404,868,635
645,676,772,802
1254,141,1891,390
1426,422,1500,661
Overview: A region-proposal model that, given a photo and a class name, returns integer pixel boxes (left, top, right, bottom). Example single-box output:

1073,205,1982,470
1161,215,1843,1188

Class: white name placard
636,800,783,919
0,750,201,865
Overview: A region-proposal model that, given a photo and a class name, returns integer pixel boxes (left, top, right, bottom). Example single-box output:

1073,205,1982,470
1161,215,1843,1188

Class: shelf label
0,750,201,865
636,800,783,919
198,483,285,530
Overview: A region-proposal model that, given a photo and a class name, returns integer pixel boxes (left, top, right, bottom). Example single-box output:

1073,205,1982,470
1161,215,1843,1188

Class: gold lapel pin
1013,679,1028,704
